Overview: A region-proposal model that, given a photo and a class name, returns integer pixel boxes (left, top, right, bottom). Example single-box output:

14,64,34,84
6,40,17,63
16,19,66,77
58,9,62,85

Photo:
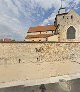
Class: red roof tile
28,25,57,33
26,34,53,39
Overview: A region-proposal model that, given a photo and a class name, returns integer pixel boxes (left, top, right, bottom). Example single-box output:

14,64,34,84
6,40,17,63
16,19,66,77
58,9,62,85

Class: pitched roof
28,25,57,33
26,34,53,39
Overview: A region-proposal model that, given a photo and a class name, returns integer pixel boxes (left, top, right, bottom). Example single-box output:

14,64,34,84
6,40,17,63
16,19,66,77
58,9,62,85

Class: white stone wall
0,42,80,65
41,31,53,34
27,31,53,35
27,32,40,35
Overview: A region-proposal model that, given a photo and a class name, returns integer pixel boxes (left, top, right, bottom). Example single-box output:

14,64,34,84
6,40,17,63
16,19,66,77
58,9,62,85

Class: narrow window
63,16,64,19
40,31,41,34
52,31,53,33
46,38,48,41
71,15,73,19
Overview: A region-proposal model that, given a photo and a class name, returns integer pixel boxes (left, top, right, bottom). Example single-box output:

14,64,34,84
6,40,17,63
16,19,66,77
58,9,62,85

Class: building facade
25,25,58,42
25,8,80,42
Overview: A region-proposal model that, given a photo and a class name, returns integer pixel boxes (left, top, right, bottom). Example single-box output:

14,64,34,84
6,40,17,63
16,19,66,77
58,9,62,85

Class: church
25,7,80,42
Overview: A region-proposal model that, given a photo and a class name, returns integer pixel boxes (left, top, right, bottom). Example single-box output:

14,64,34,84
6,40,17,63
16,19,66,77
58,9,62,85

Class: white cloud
0,13,25,40
0,0,26,40
33,0,61,10
0,0,19,17
41,12,57,25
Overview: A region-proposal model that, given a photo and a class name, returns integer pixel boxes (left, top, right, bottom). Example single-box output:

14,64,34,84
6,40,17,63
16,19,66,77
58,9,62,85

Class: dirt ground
0,61,80,84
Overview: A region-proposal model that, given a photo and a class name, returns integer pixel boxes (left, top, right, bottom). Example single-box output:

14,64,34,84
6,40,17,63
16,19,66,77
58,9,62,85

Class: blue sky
0,0,80,41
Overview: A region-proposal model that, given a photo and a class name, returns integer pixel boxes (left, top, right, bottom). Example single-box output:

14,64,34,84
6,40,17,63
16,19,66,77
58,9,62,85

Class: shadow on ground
0,78,80,92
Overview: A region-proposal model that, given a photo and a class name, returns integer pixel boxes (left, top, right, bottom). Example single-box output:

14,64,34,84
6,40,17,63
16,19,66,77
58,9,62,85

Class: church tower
54,0,66,26
58,0,66,14
58,8,66,14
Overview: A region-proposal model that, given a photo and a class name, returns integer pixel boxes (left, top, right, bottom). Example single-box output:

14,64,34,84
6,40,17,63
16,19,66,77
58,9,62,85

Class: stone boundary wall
1,41,80,43
0,42,80,65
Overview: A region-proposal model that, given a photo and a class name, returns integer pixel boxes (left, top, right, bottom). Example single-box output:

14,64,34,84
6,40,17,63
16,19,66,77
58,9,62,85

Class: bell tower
58,8,66,14
58,0,66,14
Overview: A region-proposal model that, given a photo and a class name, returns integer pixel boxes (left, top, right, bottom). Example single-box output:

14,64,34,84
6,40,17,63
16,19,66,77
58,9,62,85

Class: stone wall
0,42,80,65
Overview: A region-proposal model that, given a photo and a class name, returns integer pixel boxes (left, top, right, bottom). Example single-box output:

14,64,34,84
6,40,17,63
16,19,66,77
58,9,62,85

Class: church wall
59,24,80,42
57,11,80,28
48,35,59,41
56,10,80,42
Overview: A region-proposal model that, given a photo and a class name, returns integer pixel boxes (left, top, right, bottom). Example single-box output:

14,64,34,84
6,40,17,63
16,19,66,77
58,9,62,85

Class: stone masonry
0,42,80,65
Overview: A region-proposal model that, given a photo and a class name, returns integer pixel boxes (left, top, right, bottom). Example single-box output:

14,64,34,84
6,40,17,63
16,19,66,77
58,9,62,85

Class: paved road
0,78,80,92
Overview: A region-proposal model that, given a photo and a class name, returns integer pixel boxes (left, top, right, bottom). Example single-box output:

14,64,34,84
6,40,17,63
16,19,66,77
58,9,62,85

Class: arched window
67,26,76,39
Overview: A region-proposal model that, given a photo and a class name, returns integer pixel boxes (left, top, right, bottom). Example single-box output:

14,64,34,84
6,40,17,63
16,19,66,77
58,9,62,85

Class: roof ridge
31,25,55,28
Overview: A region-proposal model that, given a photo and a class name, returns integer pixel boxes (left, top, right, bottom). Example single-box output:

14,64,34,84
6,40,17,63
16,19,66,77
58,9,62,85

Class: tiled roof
26,34,53,39
28,25,57,33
